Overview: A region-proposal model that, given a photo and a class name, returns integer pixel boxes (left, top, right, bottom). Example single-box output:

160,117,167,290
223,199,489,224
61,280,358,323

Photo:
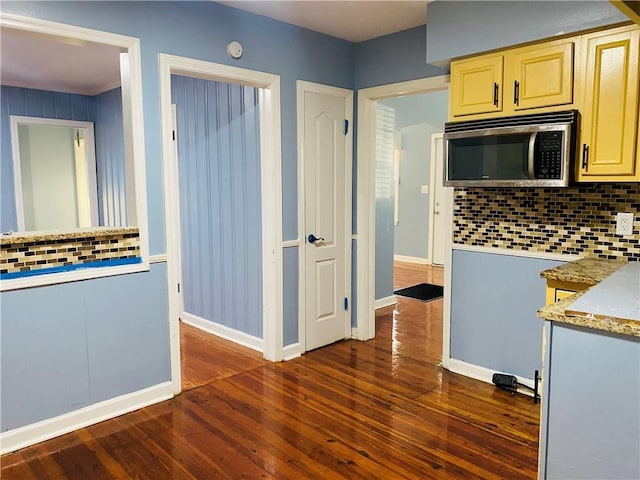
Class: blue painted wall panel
0,282,91,431
450,250,562,379
172,75,263,338
283,247,299,347
94,87,126,227
83,265,170,403
545,324,640,479
354,26,447,89
0,264,169,432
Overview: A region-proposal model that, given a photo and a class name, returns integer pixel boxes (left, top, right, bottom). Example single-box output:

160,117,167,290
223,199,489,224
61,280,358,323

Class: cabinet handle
493,82,499,107
514,80,520,106
582,144,589,169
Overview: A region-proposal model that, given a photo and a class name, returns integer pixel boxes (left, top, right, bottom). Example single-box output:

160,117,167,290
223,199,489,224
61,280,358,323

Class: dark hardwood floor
1,262,540,479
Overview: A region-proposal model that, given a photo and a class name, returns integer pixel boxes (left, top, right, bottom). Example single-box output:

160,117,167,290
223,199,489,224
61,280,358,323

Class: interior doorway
354,75,453,344
160,54,284,395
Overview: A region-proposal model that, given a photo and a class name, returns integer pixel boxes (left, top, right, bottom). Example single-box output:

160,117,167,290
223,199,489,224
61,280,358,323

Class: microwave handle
527,132,538,179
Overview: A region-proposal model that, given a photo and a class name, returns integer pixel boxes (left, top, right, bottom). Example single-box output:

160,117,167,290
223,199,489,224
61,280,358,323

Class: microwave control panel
535,131,564,179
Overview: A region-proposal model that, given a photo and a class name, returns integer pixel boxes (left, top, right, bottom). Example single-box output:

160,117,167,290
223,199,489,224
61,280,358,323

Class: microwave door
447,132,530,182
527,132,538,179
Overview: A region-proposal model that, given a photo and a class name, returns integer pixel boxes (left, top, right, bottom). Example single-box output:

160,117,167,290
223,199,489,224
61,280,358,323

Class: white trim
393,255,429,265
282,239,299,248
452,244,581,262
427,133,443,265
149,254,167,264
375,295,397,310
355,75,450,342
352,234,358,240
0,381,173,455
296,80,353,353
181,312,263,352
442,180,455,368
445,358,537,397
160,55,283,395
0,13,150,279
282,343,302,361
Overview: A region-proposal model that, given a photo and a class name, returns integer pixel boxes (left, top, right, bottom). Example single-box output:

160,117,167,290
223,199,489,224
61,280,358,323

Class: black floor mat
393,283,444,302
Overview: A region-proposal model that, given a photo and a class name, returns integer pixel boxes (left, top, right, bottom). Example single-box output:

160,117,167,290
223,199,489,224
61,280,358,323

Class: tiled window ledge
1,227,146,290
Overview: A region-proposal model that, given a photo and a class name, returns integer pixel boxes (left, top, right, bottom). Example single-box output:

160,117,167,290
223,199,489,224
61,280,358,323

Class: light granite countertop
538,260,640,338
0,227,139,246
540,256,628,285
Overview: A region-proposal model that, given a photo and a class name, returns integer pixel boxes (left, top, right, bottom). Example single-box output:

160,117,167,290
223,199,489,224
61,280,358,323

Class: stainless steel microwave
444,110,578,187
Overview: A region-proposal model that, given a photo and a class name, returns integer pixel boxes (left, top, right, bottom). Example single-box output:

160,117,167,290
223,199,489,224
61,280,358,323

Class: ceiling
0,1,428,96
217,0,430,42
0,27,123,96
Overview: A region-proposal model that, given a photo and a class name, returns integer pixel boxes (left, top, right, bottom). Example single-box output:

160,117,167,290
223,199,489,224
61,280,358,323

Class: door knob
308,234,325,244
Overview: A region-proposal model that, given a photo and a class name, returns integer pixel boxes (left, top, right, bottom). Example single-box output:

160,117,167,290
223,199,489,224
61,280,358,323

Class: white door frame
354,75,450,342
295,80,353,356
159,54,283,394
428,132,443,265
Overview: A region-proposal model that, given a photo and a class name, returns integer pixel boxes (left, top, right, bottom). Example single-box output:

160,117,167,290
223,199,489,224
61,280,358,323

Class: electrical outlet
616,212,634,236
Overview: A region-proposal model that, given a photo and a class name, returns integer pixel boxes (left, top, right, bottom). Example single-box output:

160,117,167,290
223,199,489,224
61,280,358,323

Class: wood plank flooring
1,262,540,479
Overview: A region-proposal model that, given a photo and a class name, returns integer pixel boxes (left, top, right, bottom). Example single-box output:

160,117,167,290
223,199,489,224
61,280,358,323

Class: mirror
0,16,144,235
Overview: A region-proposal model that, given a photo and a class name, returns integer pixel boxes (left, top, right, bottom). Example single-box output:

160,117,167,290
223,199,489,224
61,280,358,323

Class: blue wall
172,75,263,338
426,0,627,64
94,87,127,227
1,264,169,432
450,250,562,379
0,0,354,432
355,25,446,89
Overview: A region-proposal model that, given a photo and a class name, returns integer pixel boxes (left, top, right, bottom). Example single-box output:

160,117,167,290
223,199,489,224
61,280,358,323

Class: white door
431,134,451,266
300,83,352,352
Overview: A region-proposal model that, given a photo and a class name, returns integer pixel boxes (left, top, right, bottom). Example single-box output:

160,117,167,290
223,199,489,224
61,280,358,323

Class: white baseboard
374,295,397,310
393,255,429,265
445,357,537,396
0,381,173,455
181,312,263,352
282,342,301,361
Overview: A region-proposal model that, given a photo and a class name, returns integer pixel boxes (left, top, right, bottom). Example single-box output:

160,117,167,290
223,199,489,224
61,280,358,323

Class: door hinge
177,283,180,293
344,119,349,135
172,130,176,141
344,297,349,311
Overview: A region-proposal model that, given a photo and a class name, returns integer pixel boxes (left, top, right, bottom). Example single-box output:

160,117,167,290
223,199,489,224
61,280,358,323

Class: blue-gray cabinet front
539,321,640,479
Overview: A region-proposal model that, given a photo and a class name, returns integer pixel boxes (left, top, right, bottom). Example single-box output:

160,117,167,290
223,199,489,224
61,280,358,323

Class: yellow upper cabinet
450,54,503,117
505,41,574,111
450,40,575,119
576,25,640,181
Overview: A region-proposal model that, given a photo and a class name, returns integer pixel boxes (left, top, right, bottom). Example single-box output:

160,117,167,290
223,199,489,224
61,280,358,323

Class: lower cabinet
544,279,590,305
538,322,640,479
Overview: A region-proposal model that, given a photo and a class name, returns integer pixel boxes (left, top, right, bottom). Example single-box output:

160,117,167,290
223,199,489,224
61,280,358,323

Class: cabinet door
450,54,503,117
507,41,574,111
578,26,640,181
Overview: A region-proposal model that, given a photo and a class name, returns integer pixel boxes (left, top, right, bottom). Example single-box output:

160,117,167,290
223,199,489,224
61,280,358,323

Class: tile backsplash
453,183,640,261
1,228,141,279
